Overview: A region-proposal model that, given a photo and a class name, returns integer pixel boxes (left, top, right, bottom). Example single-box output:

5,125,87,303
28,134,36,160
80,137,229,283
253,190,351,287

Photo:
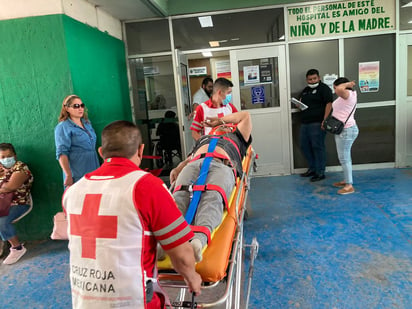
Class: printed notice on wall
287,0,395,41
359,61,379,93
259,64,273,82
216,60,231,80
244,65,260,84
251,86,265,104
323,74,338,93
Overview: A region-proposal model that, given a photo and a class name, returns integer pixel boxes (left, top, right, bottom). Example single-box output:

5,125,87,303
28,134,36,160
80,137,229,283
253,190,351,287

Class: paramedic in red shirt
64,120,201,309
190,77,238,141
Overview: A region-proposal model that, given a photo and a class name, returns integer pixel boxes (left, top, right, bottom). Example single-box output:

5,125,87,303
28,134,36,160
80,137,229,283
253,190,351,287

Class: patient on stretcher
169,111,252,262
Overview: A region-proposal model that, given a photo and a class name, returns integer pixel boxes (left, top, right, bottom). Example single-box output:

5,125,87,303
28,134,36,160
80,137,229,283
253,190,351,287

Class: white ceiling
86,0,160,21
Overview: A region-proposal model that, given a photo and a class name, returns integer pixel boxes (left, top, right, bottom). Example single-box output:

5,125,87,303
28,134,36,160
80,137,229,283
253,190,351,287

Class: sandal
333,181,346,187
337,186,355,195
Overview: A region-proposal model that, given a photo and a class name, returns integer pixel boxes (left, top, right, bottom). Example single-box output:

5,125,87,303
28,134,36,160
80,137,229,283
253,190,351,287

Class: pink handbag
50,212,68,240
0,192,14,217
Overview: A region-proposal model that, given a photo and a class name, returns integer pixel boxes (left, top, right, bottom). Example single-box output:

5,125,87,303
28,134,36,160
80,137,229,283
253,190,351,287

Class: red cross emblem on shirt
217,112,224,118
70,194,118,259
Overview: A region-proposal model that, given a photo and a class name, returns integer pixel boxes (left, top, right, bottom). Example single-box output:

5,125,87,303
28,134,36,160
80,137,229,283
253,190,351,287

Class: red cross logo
70,194,118,259
218,112,224,118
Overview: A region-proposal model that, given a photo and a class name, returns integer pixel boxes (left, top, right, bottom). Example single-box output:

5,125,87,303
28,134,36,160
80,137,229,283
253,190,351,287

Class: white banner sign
189,66,207,76
287,0,395,41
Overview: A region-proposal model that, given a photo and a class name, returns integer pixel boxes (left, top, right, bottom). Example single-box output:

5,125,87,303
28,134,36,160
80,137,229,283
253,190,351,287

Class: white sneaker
3,245,27,265
0,241,4,257
191,238,203,262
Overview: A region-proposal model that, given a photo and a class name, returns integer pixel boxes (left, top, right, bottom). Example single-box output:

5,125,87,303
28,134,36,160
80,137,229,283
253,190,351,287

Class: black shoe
301,170,316,177
310,174,325,182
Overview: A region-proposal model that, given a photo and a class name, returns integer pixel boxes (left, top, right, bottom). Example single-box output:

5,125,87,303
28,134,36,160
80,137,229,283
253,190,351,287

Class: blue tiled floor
244,168,412,308
0,168,411,308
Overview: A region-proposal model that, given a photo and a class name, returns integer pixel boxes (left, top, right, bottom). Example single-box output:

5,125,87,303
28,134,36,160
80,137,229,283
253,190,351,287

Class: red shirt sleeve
229,103,238,113
133,173,193,250
190,104,204,133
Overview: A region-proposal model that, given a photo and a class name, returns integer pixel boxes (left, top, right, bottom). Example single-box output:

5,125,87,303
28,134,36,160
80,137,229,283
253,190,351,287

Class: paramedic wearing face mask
0,143,33,265
190,78,238,141
298,69,333,182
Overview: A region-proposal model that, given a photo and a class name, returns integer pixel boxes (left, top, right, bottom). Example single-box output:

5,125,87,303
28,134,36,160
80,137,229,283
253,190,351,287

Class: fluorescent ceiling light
219,40,228,43
209,41,220,47
409,19,412,23
279,35,285,40
202,51,213,57
198,16,213,28
402,1,412,8
230,38,240,41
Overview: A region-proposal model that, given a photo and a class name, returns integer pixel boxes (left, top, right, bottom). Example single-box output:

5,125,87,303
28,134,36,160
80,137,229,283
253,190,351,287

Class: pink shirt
332,90,357,128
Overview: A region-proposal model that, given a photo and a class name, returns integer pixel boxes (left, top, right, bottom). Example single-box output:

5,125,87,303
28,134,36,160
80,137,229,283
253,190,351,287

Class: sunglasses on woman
70,103,85,109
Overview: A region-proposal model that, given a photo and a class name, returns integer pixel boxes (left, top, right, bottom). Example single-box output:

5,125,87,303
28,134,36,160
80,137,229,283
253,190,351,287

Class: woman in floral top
0,143,33,264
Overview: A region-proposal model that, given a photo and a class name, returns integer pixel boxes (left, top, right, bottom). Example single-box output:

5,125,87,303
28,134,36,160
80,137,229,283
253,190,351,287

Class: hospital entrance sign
287,0,395,40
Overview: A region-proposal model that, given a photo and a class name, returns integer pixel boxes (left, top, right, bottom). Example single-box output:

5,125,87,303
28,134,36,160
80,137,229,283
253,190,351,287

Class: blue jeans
334,125,359,184
300,122,327,175
0,204,30,241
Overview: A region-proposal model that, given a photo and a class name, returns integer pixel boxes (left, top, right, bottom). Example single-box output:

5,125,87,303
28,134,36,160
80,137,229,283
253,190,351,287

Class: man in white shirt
190,77,213,117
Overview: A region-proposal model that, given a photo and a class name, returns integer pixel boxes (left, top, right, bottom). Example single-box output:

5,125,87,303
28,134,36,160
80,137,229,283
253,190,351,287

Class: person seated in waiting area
156,110,181,166
0,143,33,265
169,111,252,262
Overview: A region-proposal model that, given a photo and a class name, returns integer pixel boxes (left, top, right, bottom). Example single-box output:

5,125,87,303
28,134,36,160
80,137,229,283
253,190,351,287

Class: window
172,8,284,51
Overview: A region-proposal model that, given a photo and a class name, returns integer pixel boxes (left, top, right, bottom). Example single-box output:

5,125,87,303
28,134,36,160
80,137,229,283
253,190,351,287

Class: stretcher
157,145,259,308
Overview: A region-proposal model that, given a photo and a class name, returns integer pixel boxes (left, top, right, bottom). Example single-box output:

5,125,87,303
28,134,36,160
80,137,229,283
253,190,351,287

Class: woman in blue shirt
54,95,100,187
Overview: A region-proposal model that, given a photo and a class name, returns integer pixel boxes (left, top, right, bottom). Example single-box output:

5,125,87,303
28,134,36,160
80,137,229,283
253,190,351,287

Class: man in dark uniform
299,69,333,182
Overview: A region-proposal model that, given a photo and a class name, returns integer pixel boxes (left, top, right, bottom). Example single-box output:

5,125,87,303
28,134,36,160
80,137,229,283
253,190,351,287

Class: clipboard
290,97,308,111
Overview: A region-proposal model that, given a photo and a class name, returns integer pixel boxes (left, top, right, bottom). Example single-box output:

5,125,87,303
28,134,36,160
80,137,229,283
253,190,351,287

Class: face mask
308,83,319,89
222,93,232,106
0,156,16,169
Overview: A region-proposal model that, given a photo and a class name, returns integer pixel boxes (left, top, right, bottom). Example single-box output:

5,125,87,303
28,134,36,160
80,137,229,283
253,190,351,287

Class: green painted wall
0,14,131,240
0,15,72,240
62,15,132,143
168,0,307,15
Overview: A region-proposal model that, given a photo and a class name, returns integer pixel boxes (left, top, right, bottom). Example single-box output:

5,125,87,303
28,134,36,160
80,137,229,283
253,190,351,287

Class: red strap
222,136,241,158
190,152,236,178
190,225,211,244
191,151,230,162
173,185,182,194
173,184,228,210
206,184,228,210
142,155,162,159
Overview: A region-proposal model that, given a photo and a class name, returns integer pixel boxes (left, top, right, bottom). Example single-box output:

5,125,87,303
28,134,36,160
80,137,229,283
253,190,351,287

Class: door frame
173,49,194,157
230,44,291,176
397,34,412,167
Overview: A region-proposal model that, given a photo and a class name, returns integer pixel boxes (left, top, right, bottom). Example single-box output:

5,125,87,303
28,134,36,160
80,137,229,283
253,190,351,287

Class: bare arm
166,242,202,295
205,111,252,141
0,171,29,193
58,155,73,186
335,81,356,100
170,156,191,184
191,130,201,141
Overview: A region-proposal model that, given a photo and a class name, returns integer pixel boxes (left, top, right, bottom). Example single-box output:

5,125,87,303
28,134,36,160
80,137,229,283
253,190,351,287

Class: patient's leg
173,160,202,215
193,161,235,248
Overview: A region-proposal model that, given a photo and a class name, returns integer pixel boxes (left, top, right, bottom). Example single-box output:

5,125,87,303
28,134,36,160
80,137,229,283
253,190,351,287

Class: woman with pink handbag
0,143,33,264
